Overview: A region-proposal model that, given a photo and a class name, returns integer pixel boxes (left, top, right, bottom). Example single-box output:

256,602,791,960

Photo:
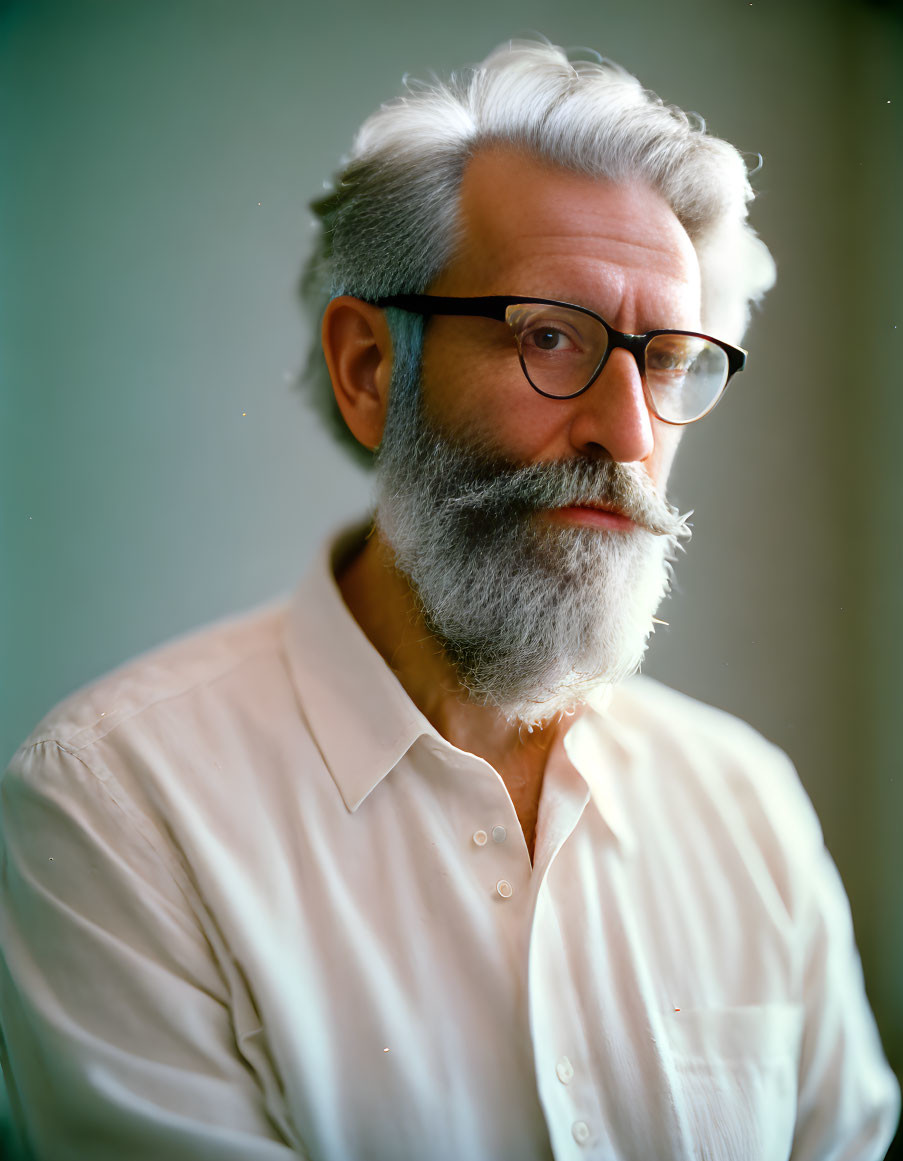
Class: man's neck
336,528,559,860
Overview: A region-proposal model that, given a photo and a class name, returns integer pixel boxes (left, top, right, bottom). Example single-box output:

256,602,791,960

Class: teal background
1,1,901,1155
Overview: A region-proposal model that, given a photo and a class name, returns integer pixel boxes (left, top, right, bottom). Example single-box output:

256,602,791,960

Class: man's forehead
438,148,699,306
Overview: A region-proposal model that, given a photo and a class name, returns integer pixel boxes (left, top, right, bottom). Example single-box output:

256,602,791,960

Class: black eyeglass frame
374,293,748,425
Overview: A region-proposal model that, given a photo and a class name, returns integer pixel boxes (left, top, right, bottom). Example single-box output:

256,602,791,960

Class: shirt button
491,824,507,843
556,1056,574,1085
496,879,513,899
571,1120,591,1145
472,829,488,846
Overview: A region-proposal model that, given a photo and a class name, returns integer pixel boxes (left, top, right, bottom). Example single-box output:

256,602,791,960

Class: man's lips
545,503,637,531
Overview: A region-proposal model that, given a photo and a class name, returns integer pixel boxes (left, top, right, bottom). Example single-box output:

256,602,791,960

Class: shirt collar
284,525,637,848
562,700,638,854
284,524,441,813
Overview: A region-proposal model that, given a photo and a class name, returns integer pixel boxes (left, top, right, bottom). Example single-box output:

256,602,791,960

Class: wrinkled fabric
1,533,898,1161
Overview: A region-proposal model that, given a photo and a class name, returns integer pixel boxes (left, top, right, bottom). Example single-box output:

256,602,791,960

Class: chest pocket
666,1003,804,1161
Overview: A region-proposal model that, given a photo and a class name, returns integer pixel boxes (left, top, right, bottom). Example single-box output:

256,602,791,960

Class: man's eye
524,327,574,352
648,347,691,372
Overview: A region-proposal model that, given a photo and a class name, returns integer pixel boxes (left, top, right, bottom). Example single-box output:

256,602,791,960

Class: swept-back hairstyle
301,39,775,464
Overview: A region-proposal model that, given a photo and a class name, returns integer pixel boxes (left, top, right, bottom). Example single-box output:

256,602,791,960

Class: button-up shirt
1,533,899,1161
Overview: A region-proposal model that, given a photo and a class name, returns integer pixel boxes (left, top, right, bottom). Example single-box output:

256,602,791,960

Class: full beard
374,349,691,726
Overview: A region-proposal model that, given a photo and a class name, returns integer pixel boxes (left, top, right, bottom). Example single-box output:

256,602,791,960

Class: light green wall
2,1,900,1152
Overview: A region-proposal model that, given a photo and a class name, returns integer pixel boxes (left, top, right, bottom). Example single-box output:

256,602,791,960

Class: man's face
420,149,702,500
374,151,700,724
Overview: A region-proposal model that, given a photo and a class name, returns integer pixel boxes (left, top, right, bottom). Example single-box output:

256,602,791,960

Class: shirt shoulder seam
24,618,289,757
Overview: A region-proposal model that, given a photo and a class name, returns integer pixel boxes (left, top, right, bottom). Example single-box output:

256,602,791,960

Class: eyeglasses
375,294,747,426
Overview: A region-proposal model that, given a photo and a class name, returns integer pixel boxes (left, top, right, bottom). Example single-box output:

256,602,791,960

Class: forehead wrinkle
506,233,695,281
458,211,696,287
533,227,692,260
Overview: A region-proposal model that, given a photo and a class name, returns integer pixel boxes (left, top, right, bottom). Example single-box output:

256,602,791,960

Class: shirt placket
526,744,617,1160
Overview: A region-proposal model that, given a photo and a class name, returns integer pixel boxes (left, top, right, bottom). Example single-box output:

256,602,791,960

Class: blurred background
1,0,900,1155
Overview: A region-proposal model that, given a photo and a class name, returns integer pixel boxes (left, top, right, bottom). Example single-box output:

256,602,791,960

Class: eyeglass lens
505,303,729,424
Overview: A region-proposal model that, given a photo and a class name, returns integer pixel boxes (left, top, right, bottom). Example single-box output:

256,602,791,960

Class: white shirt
1,532,898,1161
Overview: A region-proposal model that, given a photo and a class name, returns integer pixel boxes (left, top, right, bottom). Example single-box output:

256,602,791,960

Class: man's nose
565,348,655,463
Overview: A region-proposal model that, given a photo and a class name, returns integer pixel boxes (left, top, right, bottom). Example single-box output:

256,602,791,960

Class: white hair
301,39,776,460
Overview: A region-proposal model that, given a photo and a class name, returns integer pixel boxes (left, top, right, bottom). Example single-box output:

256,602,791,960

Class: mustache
439,455,691,538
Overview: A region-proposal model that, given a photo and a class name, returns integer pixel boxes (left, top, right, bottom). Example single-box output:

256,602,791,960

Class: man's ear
321,296,394,451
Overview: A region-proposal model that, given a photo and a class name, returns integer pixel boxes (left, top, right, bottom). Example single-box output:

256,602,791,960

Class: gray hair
300,39,776,464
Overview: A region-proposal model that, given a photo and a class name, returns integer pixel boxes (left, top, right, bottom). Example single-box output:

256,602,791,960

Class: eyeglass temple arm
374,294,516,321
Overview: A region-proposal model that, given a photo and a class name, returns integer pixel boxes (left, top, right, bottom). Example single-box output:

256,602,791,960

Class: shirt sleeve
0,738,304,1161
783,767,901,1161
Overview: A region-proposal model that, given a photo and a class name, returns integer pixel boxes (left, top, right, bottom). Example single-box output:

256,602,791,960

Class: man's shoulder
612,673,780,757
16,598,292,761
606,675,821,849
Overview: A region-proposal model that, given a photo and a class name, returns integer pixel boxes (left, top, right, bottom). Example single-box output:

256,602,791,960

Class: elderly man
1,40,898,1161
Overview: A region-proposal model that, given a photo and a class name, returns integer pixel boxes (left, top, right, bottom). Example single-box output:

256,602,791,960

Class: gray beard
374,351,691,726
